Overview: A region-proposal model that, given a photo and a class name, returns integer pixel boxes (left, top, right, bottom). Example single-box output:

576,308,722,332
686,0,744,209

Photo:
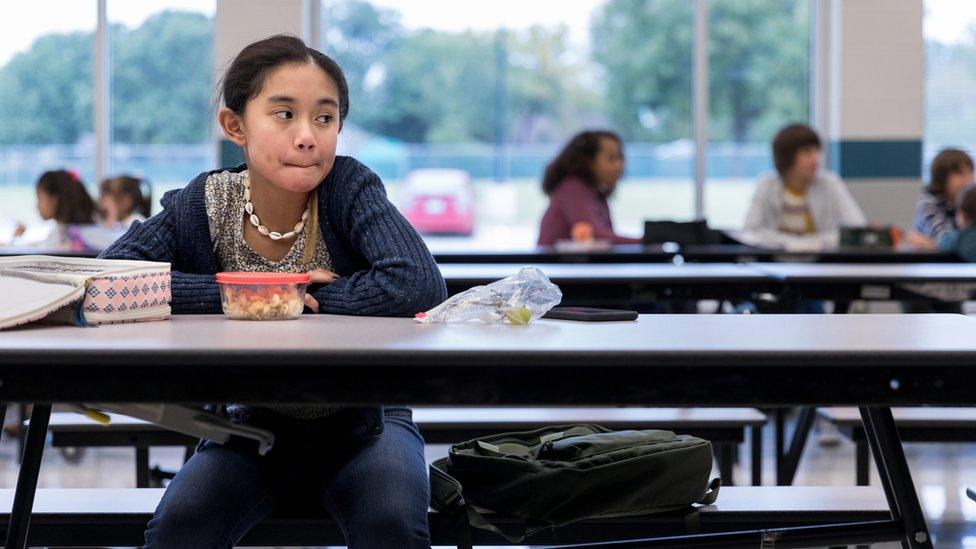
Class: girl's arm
310,167,447,317
99,199,222,314
555,179,640,244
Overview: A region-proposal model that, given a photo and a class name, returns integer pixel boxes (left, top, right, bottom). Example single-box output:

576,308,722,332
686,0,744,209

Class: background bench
46,406,768,487
818,407,976,485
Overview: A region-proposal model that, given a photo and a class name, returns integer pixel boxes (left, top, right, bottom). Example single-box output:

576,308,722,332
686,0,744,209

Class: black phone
543,307,638,322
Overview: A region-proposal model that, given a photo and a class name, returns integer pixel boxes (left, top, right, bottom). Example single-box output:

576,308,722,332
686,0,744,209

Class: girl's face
99,192,130,224
590,137,625,192
222,62,341,194
946,167,974,201
36,188,56,221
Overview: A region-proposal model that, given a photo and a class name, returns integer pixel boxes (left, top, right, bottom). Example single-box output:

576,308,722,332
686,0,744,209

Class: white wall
825,0,924,226
213,0,308,84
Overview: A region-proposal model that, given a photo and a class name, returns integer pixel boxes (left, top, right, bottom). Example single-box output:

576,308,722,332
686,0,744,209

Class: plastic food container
215,272,311,320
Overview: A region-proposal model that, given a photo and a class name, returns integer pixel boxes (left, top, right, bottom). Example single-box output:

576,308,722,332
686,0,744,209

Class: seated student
101,35,444,548
99,175,151,229
743,123,866,245
907,148,974,247
13,169,97,246
937,184,976,261
537,130,642,246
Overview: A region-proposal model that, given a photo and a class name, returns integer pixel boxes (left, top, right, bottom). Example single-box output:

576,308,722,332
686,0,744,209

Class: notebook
0,255,171,330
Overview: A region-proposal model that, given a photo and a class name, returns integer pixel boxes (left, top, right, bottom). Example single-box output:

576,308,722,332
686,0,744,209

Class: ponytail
301,188,319,264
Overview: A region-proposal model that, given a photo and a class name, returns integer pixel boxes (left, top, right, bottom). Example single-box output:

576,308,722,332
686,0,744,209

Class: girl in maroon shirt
537,130,641,246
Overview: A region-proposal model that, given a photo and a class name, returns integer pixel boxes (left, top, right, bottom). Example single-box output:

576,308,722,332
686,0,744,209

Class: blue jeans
144,406,431,548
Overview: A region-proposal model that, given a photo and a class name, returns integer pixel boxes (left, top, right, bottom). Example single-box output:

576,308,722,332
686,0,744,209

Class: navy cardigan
101,156,447,316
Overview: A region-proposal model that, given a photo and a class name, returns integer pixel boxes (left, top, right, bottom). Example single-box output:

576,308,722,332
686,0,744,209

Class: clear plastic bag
416,266,562,324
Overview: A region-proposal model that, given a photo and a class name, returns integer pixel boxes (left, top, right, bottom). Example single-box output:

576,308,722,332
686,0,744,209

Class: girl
907,148,975,248
101,35,445,548
36,170,96,226
537,130,642,246
99,175,151,228
14,169,97,245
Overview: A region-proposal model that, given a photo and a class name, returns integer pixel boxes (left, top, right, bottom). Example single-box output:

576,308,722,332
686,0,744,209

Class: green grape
505,306,533,325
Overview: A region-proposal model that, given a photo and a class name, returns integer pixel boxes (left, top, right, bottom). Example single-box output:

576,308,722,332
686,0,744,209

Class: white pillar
822,0,924,227
94,0,110,185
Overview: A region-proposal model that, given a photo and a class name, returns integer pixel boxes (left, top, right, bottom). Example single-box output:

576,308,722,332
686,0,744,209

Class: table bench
0,486,890,548
44,407,768,487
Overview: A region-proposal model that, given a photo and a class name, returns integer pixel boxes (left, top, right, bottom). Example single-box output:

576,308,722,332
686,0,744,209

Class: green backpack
429,424,721,542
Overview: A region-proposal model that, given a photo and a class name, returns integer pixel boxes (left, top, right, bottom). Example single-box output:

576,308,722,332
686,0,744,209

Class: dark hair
100,175,152,219
542,130,624,195
772,123,821,177
958,184,976,221
926,148,974,197
36,170,96,225
219,34,349,125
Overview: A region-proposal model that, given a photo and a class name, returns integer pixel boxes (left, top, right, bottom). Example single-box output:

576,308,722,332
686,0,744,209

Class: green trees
591,0,809,143
321,0,595,144
2,1,970,150
592,0,694,142
0,31,94,144
110,11,213,144
0,10,211,145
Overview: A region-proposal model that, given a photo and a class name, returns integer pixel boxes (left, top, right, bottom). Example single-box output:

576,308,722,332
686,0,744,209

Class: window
320,0,695,247
923,0,976,169
0,1,96,228
108,0,216,213
705,0,810,228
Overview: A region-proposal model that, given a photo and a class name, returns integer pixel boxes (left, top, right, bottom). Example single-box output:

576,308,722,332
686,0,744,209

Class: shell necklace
243,175,309,241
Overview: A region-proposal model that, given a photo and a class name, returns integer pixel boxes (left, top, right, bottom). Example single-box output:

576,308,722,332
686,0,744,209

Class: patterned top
778,188,816,235
912,191,957,242
204,169,336,419
205,170,333,274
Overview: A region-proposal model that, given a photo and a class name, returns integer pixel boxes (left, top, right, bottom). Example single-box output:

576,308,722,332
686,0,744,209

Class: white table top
751,262,976,282
2,314,975,405
1,313,975,359
439,263,771,282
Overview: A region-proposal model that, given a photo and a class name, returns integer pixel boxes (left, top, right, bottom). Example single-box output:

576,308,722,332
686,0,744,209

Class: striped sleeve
913,192,957,241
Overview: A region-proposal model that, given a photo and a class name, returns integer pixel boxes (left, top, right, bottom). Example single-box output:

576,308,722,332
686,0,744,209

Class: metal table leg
750,424,762,486
16,404,27,464
5,403,51,549
859,406,932,549
775,408,786,483
776,406,817,485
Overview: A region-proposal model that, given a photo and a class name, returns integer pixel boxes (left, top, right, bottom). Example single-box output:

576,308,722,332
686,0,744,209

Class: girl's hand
571,221,595,242
12,223,26,238
899,231,937,250
303,268,339,313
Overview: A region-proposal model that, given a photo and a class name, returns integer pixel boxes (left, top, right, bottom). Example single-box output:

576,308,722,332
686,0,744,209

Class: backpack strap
699,477,722,505
429,458,548,543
